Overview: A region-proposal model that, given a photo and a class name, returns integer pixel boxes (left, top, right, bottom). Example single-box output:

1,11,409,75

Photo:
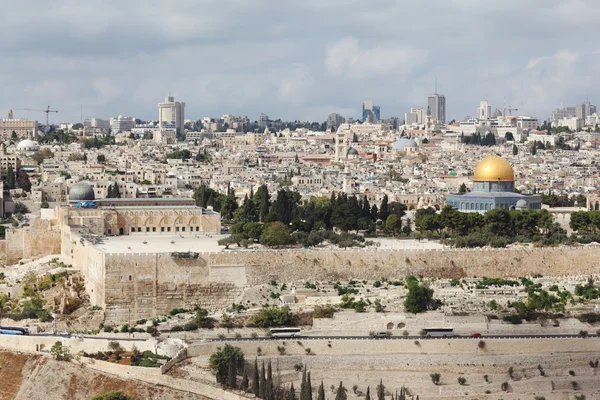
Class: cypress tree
334,381,347,400
241,366,249,391
289,382,297,400
265,360,273,400
378,194,389,221
300,368,307,400
259,361,266,398
306,371,313,400
113,182,121,198
252,358,260,395
377,379,385,400
226,359,236,388
6,166,15,189
317,381,325,400
365,386,371,400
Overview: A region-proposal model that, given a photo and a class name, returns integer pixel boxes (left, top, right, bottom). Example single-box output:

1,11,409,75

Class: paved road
29,333,145,341
202,334,599,342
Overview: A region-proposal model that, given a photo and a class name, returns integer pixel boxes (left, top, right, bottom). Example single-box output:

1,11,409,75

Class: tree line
414,206,567,248
209,344,415,399
194,185,411,248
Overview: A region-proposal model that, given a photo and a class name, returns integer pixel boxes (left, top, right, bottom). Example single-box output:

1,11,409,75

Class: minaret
342,165,351,193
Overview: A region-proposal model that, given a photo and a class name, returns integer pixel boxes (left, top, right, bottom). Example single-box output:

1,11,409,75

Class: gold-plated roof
473,155,514,182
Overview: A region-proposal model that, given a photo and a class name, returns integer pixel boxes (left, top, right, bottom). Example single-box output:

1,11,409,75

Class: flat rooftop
91,235,445,255
92,234,225,254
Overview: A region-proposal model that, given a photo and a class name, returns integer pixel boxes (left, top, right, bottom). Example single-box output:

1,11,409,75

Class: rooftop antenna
434,78,437,94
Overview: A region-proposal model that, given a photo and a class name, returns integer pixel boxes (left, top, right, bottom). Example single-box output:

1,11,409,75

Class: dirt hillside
0,351,208,400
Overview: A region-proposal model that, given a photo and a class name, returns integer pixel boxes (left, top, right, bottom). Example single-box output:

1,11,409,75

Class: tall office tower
478,101,491,120
158,95,185,135
550,106,576,122
428,93,446,123
362,100,380,123
576,101,597,121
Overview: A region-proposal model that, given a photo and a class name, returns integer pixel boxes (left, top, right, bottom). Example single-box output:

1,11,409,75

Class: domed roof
347,147,358,155
473,155,514,182
516,199,528,207
17,139,39,151
69,182,95,201
392,138,418,151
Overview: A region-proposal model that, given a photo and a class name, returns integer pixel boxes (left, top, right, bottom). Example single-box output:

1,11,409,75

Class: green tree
208,344,244,385
251,305,293,327
317,381,325,400
16,170,32,192
430,373,441,385
531,141,537,155
512,143,518,155
50,341,72,361
365,386,371,400
97,154,106,163
385,214,401,235
14,202,30,214
252,358,260,395
6,166,16,189
458,183,467,194
376,379,385,400
404,276,435,313
378,194,389,221
11,131,17,140
260,222,292,248
335,381,347,400
91,391,133,400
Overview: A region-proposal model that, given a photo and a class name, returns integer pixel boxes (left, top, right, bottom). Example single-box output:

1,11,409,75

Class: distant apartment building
428,93,446,123
326,113,346,130
258,113,269,128
362,100,381,123
158,95,185,135
84,118,110,134
516,116,539,130
0,110,38,138
550,106,576,122
405,108,425,125
585,112,600,127
552,117,583,131
576,101,596,121
110,116,136,133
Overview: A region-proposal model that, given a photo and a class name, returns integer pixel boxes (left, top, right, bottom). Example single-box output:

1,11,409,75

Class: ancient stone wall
208,247,600,285
103,252,242,322
1,219,61,266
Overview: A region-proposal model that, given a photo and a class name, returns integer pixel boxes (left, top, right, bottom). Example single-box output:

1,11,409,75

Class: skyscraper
428,93,446,124
362,100,380,123
158,95,185,135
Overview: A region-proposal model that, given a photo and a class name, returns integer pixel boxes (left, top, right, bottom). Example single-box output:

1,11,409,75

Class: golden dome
473,155,514,182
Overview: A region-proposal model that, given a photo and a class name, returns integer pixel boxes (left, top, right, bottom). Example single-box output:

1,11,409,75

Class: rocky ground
0,351,209,400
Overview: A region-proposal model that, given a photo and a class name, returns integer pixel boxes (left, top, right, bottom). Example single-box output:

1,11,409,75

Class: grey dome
347,147,358,156
69,182,95,201
516,199,528,210
392,138,417,151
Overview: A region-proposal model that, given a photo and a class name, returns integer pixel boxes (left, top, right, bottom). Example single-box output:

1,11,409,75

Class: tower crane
13,105,58,134
502,105,518,116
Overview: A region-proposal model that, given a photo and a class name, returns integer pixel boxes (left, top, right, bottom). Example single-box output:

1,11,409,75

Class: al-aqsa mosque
446,155,541,212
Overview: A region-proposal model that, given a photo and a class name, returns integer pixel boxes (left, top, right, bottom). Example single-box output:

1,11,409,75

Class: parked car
471,333,482,338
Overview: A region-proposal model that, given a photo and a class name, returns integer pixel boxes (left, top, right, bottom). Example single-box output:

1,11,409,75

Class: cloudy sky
1,0,599,124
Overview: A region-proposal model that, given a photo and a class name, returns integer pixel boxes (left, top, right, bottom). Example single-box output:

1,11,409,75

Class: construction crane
14,105,58,134
502,105,518,117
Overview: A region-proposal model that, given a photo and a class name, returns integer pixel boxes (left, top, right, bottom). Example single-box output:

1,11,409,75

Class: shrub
569,370,575,376
501,382,509,392
508,366,514,379
103,326,114,333
483,374,489,383
538,364,545,376
312,305,336,318
183,322,198,331
170,325,183,332
430,373,441,385
571,381,578,390
251,306,293,328
92,391,133,400
277,346,286,355
478,340,485,349
294,363,303,371
458,377,466,385
50,341,71,361
579,330,588,337
120,324,129,333
503,314,523,324
169,307,189,316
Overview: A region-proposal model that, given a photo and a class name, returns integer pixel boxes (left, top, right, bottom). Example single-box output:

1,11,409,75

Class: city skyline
1,1,599,123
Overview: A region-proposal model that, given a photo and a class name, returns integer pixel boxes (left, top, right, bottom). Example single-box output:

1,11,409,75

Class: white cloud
325,37,428,79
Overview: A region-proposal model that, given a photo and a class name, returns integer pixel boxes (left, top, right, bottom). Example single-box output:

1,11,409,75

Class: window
176,227,180,232
152,227,156,232
146,227,150,232
182,227,185,232
196,227,199,231
131,227,135,232
138,227,141,232
167,227,171,232
128,275,132,281
161,227,164,232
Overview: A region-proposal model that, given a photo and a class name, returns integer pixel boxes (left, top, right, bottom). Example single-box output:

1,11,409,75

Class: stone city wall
102,252,242,322
0,219,61,266
208,247,600,284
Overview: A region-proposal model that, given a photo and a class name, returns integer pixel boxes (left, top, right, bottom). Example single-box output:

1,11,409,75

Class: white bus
423,328,454,338
269,328,301,338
